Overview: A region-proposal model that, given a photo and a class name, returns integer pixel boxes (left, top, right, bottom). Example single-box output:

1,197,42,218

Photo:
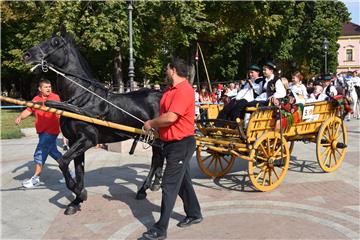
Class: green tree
1,0,351,97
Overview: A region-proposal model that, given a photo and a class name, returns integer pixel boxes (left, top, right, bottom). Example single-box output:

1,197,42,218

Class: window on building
346,49,353,61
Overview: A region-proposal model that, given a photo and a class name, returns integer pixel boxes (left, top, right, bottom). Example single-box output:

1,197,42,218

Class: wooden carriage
195,101,348,191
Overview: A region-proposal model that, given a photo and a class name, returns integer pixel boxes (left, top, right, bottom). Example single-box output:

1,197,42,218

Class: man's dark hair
38,78,51,87
168,57,188,78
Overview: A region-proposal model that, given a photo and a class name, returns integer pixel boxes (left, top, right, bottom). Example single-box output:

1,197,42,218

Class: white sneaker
59,170,76,183
22,176,40,188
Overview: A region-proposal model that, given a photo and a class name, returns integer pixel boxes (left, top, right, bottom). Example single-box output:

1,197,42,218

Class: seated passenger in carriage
306,82,327,103
322,73,338,97
217,61,286,122
289,71,308,104
216,64,262,121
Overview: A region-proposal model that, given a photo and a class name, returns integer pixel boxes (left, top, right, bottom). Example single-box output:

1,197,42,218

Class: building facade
337,22,360,74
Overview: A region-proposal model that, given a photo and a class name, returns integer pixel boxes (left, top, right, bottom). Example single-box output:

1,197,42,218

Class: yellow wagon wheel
196,145,235,177
316,117,347,172
249,131,290,191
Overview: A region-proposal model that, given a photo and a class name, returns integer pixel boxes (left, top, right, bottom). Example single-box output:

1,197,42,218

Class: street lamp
127,0,135,91
323,38,329,74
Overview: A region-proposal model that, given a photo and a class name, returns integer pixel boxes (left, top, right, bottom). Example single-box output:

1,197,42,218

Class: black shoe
336,142,347,149
142,228,167,240
177,216,203,228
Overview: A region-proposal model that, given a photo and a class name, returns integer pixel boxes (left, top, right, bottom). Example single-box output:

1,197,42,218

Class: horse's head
23,26,71,69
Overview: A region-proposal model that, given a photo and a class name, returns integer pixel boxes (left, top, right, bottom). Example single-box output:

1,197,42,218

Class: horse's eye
51,38,60,46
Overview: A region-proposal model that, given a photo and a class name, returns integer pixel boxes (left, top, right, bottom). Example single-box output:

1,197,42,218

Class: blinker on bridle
36,36,67,72
29,37,157,146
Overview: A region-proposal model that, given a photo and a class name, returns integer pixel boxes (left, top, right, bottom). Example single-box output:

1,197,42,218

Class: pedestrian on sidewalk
142,57,203,240
15,78,63,188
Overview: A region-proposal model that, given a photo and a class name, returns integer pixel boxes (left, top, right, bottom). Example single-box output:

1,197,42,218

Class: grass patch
1,109,35,139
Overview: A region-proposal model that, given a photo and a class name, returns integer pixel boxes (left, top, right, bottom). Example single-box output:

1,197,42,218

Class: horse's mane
64,34,108,91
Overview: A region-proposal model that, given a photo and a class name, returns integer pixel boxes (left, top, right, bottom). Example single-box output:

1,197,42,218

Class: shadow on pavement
288,156,323,173
5,161,187,230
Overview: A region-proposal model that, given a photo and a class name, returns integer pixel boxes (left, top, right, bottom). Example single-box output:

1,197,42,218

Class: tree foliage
1,1,350,97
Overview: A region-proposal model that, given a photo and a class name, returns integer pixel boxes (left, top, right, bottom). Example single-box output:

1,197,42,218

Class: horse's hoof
64,203,80,215
79,189,87,202
135,192,147,200
150,184,161,192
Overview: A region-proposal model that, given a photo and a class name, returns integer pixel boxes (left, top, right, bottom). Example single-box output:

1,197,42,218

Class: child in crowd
306,83,327,102
290,71,308,104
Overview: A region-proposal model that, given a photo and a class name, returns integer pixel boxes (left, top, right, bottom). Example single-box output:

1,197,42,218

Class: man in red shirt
143,57,202,240
15,79,63,188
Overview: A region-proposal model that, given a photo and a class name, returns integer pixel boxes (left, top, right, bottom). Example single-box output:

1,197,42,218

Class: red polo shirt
27,93,61,135
159,80,195,141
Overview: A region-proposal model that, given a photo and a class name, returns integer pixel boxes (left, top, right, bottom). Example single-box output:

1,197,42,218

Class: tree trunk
113,52,124,93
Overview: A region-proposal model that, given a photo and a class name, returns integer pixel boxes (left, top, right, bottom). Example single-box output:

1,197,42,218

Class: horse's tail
45,101,98,118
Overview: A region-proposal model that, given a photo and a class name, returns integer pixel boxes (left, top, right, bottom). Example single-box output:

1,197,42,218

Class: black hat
322,74,332,81
247,64,261,72
263,61,276,70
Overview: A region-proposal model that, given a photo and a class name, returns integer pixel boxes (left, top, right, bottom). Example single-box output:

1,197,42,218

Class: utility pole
323,38,329,74
127,0,135,91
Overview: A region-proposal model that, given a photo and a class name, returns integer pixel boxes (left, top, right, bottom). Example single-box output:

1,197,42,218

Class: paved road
1,120,359,239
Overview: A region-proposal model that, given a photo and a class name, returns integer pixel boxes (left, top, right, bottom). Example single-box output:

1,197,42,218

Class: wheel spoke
256,155,268,161
332,151,338,166
269,168,273,185
328,150,332,167
320,147,330,159
262,169,268,185
324,149,331,166
218,156,225,171
206,155,216,169
222,156,230,164
267,138,271,154
273,137,278,152
273,145,283,157
256,162,266,168
335,148,343,156
333,122,340,139
214,156,218,175
259,143,269,158
273,167,280,180
326,128,332,140
329,122,335,136
255,168,265,181
201,154,212,163
323,134,330,143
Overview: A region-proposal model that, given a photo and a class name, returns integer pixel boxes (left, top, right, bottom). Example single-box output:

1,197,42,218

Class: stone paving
1,120,359,239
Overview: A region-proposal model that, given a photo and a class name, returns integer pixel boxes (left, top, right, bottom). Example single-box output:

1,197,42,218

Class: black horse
23,27,164,215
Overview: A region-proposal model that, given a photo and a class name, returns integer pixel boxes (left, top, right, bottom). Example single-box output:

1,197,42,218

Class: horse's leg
136,140,164,200
64,154,87,215
57,136,94,214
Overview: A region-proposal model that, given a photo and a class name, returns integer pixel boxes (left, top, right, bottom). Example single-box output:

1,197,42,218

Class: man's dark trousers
154,136,202,233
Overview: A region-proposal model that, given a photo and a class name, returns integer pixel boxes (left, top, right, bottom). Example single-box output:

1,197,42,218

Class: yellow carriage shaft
0,96,147,136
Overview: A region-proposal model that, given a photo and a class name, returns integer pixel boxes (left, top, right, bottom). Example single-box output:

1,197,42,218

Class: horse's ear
59,25,67,37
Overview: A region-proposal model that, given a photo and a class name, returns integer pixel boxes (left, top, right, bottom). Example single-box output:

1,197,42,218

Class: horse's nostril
23,52,31,60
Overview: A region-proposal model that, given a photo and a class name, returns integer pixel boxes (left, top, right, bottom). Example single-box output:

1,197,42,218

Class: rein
29,37,160,145
32,63,146,124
